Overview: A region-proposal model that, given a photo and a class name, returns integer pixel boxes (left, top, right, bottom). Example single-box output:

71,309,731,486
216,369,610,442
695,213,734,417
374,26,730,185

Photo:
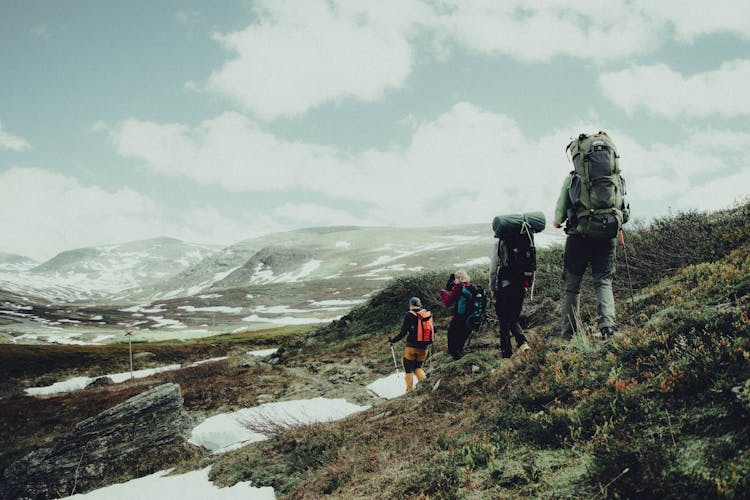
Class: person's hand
553,222,561,228
446,273,456,290
386,338,394,344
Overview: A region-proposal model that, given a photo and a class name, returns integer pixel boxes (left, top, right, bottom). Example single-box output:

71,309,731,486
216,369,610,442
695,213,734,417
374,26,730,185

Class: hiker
553,131,630,339
440,270,472,360
490,235,530,359
490,212,545,357
387,297,434,392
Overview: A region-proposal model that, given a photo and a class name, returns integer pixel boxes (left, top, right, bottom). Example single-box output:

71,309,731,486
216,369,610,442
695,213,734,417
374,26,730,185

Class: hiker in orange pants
388,297,435,392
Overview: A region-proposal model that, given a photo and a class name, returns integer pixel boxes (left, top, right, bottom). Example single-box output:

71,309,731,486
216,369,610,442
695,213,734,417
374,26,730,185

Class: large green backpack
565,131,629,239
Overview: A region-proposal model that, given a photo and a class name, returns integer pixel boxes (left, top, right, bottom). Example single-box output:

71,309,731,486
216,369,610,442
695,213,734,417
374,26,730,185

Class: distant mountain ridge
0,237,219,303
0,226,564,305
0,252,37,272
0,224,565,343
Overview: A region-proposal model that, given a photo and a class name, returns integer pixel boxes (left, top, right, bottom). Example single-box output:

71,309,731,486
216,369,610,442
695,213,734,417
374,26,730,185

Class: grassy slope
2,203,748,498
208,202,750,499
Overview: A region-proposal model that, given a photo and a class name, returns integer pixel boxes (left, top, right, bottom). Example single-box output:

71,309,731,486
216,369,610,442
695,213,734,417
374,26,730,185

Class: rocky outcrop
0,383,193,500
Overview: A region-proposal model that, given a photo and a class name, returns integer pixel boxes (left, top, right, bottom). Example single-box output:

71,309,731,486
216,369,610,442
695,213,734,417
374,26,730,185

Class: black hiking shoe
600,326,615,339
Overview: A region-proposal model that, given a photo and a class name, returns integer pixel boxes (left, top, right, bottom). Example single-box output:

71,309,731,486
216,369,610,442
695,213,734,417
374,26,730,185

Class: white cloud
0,120,31,151
104,104,588,230
108,112,353,195
599,60,750,118
431,1,661,62
0,168,162,260
675,168,750,212
0,167,323,260
105,105,750,235
273,203,360,227
204,0,419,120
606,129,750,212
199,0,750,120
633,0,750,42
431,1,750,60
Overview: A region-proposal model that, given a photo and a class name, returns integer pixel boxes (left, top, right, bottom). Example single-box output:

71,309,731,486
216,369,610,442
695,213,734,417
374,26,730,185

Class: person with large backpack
553,131,631,340
490,212,545,358
440,270,486,360
387,296,435,392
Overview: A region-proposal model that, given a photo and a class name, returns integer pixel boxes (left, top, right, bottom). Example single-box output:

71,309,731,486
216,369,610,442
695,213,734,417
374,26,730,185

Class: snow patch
189,397,369,453
177,306,243,314
366,372,411,399
61,466,274,499
25,364,182,396
251,259,321,284
241,314,334,326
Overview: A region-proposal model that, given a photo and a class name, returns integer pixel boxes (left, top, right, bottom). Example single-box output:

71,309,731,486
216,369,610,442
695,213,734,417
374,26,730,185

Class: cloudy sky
1,0,749,261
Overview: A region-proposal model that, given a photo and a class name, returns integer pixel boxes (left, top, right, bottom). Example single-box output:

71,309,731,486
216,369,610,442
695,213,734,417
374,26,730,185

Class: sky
1,0,749,261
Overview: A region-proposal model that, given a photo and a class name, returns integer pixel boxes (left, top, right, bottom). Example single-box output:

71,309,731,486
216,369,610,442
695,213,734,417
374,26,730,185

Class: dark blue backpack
459,284,487,332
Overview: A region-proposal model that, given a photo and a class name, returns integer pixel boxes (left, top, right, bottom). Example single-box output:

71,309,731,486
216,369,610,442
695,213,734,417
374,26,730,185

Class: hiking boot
600,326,615,339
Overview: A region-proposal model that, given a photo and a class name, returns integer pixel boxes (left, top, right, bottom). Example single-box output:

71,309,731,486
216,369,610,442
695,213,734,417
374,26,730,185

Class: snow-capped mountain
0,252,37,272
147,224,509,300
0,225,564,344
0,238,219,303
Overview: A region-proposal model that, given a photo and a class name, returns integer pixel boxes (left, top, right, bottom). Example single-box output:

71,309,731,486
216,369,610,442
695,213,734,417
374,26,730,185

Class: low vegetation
2,202,749,498
208,202,750,498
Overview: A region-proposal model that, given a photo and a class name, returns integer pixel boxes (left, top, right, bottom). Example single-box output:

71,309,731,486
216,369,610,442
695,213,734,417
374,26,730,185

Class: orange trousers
402,346,428,392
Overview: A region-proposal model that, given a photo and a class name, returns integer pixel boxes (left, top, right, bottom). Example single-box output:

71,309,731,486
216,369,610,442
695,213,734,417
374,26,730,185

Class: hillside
204,202,750,498
1,202,748,499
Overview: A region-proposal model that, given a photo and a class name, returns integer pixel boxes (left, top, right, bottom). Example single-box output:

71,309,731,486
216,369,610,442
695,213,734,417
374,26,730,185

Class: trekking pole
529,272,536,301
390,344,400,374
619,229,638,326
522,219,536,301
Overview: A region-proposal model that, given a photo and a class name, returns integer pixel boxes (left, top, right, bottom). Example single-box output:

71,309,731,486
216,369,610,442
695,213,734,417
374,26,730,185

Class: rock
256,393,275,404
0,383,193,500
132,352,156,361
227,347,264,368
86,376,114,388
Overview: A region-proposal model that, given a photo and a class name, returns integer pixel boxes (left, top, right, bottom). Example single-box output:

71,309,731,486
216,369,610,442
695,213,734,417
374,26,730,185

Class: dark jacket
389,307,434,348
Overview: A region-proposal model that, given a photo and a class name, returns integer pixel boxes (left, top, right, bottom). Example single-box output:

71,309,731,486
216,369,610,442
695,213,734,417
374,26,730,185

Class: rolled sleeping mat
492,211,546,238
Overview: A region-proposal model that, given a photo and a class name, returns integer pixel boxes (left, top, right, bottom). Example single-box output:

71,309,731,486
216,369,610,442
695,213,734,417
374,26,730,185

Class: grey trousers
561,235,616,337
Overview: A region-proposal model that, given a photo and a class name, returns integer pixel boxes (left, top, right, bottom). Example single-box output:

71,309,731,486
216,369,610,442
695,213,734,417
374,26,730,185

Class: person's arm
388,313,411,343
489,239,499,296
553,176,571,228
620,177,631,224
441,282,462,307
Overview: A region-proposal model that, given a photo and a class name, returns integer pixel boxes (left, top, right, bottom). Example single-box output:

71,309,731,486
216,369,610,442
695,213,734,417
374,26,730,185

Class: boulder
0,383,193,499
85,376,114,388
